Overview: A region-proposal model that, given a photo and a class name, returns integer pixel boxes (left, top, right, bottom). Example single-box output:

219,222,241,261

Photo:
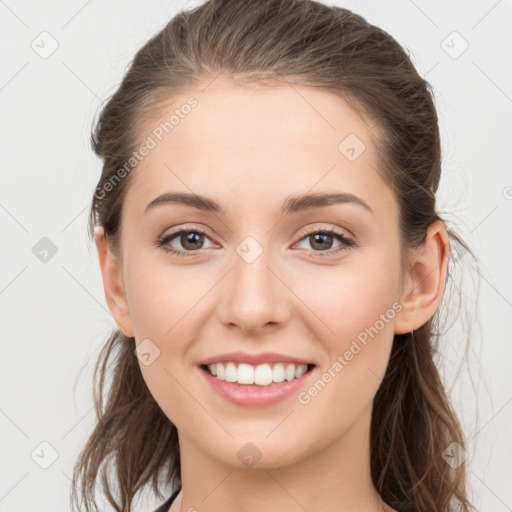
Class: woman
71,1,476,511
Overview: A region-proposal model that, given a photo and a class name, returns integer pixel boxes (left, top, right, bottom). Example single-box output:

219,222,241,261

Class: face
106,77,409,468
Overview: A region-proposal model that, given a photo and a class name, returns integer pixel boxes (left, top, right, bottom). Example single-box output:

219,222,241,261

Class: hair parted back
72,1,476,511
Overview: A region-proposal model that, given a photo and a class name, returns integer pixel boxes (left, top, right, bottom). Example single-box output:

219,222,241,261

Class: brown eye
179,231,205,250
157,228,214,255
308,233,335,251
294,228,355,257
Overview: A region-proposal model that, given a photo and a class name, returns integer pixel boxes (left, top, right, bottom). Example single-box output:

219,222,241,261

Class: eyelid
160,223,352,242
294,223,353,240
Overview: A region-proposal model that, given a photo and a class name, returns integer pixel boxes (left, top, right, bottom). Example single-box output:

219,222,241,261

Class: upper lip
200,351,315,366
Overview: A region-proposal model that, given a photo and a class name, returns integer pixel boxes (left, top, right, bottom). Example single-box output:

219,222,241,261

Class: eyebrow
144,191,373,216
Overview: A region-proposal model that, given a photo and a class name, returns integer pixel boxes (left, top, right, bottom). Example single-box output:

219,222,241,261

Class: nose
219,242,290,334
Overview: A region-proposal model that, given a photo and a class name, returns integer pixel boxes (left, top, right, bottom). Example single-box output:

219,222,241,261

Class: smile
199,362,317,407
202,362,315,386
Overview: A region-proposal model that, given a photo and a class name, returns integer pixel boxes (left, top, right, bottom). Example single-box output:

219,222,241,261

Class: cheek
290,252,401,410
124,258,201,341
123,261,215,424
125,271,198,429
292,251,402,349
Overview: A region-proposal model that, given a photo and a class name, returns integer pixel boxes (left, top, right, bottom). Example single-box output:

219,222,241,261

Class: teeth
225,362,237,382
205,362,310,386
273,363,285,383
254,364,272,385
285,363,295,381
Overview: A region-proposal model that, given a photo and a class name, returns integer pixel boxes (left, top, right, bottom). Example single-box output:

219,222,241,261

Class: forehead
124,77,396,222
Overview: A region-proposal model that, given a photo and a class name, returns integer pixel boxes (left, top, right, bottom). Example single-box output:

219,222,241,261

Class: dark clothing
153,487,181,512
153,487,406,512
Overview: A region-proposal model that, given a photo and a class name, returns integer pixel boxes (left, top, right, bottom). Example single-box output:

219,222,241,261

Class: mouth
200,362,317,387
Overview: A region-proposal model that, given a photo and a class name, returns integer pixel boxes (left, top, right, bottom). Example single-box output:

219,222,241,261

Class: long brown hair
71,1,478,510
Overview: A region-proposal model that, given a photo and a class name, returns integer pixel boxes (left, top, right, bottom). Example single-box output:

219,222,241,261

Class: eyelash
155,226,355,258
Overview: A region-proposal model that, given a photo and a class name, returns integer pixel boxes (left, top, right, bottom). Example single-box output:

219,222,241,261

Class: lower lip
199,365,316,407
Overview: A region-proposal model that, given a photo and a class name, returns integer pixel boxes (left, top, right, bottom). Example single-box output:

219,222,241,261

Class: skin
95,76,449,512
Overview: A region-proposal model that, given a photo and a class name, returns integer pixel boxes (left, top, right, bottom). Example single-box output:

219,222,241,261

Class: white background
1,0,511,511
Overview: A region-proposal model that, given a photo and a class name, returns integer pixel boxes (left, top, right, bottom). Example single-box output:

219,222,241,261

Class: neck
174,402,395,512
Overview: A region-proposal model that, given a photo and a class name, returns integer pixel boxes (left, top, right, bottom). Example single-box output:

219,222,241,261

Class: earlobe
94,226,134,338
394,220,449,335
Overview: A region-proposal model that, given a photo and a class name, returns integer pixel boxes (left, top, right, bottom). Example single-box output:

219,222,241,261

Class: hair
71,1,478,511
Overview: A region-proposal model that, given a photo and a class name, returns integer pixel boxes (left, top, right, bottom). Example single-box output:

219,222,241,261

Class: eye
294,228,355,257
156,226,355,258
156,228,215,256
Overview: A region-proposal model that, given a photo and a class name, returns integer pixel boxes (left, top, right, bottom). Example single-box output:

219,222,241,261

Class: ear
394,220,450,335
94,226,134,338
